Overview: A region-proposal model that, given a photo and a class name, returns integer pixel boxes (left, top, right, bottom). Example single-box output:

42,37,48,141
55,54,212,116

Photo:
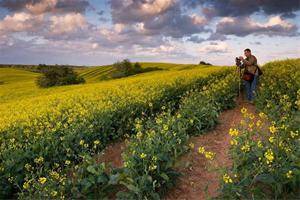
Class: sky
0,0,299,66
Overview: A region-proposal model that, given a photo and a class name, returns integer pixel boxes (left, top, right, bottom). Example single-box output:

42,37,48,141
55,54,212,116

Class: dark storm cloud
0,0,90,13
183,0,300,18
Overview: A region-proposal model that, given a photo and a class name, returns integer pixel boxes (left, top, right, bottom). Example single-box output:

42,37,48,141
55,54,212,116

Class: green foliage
120,71,238,199
0,66,226,198
111,59,163,79
36,66,85,88
199,61,212,66
220,59,300,199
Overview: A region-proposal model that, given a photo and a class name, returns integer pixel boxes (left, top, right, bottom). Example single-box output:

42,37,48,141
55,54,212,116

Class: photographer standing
238,48,261,103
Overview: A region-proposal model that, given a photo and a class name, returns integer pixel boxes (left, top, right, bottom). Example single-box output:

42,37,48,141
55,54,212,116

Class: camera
235,57,242,67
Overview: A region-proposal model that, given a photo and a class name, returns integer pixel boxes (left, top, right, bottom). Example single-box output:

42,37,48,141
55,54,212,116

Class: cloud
187,35,205,43
110,0,176,24
215,16,298,37
183,0,300,18
49,13,87,35
0,12,44,33
110,0,210,38
0,0,90,14
198,41,229,53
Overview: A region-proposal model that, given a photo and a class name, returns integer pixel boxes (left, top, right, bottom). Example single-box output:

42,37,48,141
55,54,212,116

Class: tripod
235,62,243,98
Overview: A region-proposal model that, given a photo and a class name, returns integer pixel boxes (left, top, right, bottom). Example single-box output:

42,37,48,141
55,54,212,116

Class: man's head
244,48,252,58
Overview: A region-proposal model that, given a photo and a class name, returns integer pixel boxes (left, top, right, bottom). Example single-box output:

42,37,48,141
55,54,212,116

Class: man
239,48,259,103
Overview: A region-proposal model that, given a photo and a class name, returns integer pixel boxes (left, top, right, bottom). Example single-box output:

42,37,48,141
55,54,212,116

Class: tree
199,61,212,66
36,66,85,88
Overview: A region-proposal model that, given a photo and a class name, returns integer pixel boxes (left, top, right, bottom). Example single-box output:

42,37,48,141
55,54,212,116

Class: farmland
0,59,299,199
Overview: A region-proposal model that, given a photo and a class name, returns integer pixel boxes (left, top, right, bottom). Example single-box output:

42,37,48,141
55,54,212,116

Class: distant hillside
0,64,86,73
77,62,210,82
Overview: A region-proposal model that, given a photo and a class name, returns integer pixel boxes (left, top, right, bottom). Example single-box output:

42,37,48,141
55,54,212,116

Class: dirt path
165,98,256,200
96,97,257,199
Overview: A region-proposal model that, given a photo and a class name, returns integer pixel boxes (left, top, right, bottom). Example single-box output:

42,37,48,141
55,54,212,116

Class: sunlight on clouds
50,13,87,35
140,0,175,16
0,12,44,33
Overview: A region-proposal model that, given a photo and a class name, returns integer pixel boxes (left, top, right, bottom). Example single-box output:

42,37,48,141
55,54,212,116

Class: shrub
199,61,212,66
36,66,85,88
111,59,148,78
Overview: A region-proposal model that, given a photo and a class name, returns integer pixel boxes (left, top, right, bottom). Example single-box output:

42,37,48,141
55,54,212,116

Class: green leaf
160,173,169,181
86,165,97,175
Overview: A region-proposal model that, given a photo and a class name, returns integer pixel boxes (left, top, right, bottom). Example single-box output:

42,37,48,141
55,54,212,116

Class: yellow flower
65,160,71,165
140,153,147,159
279,140,284,148
23,181,30,190
249,114,255,120
257,140,263,148
79,139,85,146
264,149,274,164
51,191,58,197
34,156,44,164
84,143,89,148
50,171,60,180
38,177,47,185
269,136,274,143
230,139,238,146
189,142,194,149
163,124,169,131
204,151,215,160
223,173,233,184
290,131,298,138
241,144,250,152
198,146,205,154
241,107,247,114
24,163,32,171
256,120,262,127
149,165,157,171
93,140,100,145
229,128,239,137
286,170,293,179
259,112,267,119
269,125,277,134
248,123,254,129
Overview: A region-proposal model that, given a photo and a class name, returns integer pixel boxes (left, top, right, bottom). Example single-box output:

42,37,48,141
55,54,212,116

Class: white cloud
198,41,229,53
139,0,175,16
0,12,44,33
50,13,87,35
216,15,298,36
